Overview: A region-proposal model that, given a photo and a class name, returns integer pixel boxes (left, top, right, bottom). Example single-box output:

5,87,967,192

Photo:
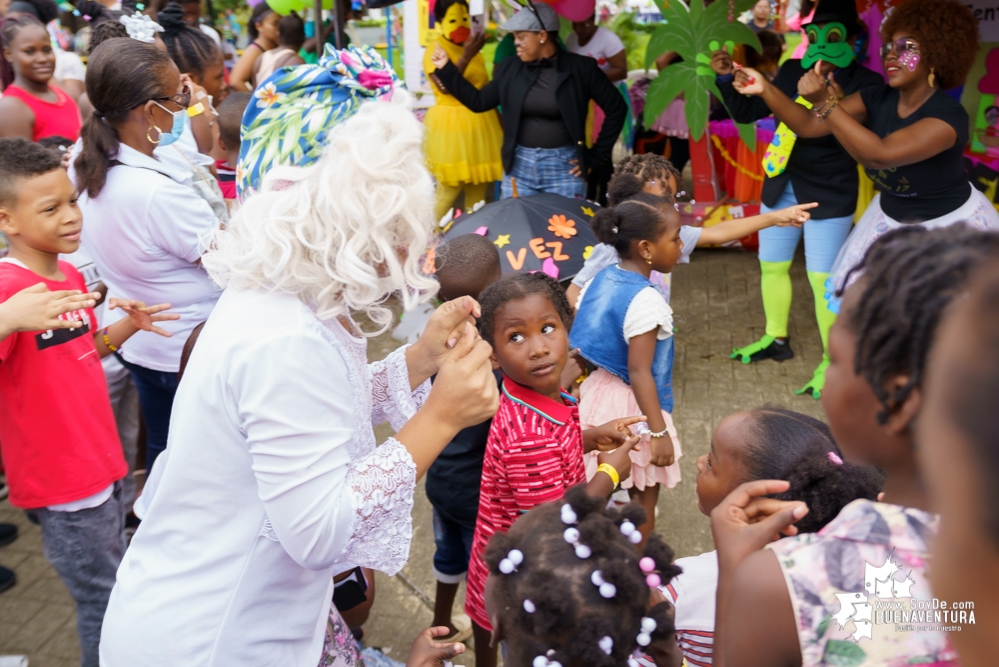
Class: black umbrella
442,194,600,281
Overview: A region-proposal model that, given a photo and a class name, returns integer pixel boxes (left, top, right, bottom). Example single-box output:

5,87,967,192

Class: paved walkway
0,247,826,666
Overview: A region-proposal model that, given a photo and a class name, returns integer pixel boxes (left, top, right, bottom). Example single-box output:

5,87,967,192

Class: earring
928,67,936,88
540,38,545,43
146,125,161,145
646,256,653,265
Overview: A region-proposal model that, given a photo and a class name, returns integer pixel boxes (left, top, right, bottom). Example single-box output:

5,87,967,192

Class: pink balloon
547,0,595,23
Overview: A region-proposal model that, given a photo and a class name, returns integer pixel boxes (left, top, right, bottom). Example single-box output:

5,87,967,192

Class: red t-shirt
464,376,586,630
0,260,126,508
2,84,82,142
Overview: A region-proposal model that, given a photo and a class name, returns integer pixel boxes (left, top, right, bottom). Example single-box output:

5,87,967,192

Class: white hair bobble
563,527,591,559
499,548,524,574
119,13,164,43
560,503,578,525
523,599,536,613
636,617,657,647
533,651,562,667
590,570,616,598
598,636,613,656
619,520,643,545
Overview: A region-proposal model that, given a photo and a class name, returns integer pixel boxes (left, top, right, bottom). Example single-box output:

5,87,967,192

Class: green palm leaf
644,0,761,148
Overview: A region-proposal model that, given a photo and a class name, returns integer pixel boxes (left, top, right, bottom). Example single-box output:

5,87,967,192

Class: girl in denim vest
570,175,685,542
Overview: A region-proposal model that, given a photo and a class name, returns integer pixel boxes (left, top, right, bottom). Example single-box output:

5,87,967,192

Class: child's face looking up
490,293,569,401
0,168,82,256
695,412,752,516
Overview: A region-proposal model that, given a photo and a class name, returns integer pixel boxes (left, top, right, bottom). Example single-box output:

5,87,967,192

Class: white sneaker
0,656,29,667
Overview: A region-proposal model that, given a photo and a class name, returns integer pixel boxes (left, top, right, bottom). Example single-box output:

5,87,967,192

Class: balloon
266,0,307,15
547,0,595,22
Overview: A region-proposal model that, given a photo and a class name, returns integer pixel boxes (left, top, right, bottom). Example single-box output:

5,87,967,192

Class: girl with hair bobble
570,175,687,542
483,486,683,667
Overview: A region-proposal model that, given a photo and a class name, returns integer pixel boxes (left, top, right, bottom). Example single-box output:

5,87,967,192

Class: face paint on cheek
899,50,920,71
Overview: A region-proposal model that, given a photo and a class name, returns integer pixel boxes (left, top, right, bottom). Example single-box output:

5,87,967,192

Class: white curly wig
202,91,439,334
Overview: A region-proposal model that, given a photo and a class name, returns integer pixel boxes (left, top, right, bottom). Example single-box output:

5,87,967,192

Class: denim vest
569,265,674,413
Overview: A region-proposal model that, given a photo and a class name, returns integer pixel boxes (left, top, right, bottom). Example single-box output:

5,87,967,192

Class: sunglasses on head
154,83,192,109
879,38,919,60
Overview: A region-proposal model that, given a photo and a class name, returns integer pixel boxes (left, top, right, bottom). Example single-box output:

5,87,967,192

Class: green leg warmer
730,260,793,363
795,271,836,399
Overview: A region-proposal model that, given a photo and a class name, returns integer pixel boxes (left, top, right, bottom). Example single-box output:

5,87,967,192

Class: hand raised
586,416,647,453
430,45,450,70
462,31,486,58
711,49,734,76
797,61,829,105
710,480,809,571
732,67,765,95
412,295,480,376
425,321,499,431
596,434,640,485
108,299,180,337
0,283,99,333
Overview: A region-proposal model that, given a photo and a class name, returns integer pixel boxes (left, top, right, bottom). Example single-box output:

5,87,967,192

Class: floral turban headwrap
236,44,400,200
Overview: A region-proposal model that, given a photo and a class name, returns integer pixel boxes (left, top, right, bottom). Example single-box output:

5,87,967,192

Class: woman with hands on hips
430,1,626,199
732,0,999,310
98,83,501,666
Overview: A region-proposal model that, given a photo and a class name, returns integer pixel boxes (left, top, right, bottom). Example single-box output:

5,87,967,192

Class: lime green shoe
730,335,795,365
796,358,830,400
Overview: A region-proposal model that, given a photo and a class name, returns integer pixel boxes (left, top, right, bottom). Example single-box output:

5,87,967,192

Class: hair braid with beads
484,486,681,667
613,154,683,202
838,224,999,424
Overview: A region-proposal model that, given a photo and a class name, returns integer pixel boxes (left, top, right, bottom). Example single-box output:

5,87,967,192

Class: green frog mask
802,22,855,70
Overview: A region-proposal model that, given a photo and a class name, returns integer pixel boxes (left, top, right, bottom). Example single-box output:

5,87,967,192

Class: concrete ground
0,247,827,666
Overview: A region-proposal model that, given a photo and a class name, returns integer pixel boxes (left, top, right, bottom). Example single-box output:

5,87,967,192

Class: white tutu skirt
827,186,999,311
578,368,682,491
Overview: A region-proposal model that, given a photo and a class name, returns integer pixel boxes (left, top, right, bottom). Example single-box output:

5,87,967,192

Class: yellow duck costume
423,0,503,221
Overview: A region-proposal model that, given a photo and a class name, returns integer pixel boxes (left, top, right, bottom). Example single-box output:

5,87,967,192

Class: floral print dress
767,499,959,667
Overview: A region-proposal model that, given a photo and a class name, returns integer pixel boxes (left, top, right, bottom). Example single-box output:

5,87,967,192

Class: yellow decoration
583,245,594,260
494,234,511,248
710,134,763,182
581,206,595,217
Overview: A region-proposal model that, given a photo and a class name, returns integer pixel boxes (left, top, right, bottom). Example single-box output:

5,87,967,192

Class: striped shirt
663,550,717,667
464,376,586,630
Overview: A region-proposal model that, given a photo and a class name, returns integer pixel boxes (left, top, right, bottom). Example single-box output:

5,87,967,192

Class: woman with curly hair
733,0,999,310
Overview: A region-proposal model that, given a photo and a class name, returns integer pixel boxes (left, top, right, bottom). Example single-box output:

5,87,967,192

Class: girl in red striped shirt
465,273,645,667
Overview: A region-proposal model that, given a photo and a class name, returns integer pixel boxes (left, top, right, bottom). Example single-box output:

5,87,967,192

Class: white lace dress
101,286,429,667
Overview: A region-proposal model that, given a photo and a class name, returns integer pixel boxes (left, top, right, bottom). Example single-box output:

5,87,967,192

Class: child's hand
406,626,466,667
108,299,180,337
774,202,818,227
650,435,675,467
584,415,647,453
560,348,585,389
597,434,640,484
0,283,99,333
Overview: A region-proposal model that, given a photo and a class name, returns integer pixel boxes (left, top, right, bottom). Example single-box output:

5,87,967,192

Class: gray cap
500,2,560,32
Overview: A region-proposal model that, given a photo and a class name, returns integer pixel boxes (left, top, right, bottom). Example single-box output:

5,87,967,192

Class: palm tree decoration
644,0,761,149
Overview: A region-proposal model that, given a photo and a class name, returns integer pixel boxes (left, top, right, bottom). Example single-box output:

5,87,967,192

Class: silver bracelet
649,428,669,438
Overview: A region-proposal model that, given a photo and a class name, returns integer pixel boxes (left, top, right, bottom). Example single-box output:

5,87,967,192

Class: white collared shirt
69,141,221,372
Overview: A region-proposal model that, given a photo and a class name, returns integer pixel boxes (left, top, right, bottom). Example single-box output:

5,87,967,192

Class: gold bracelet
818,99,838,120
596,463,620,488
102,327,117,353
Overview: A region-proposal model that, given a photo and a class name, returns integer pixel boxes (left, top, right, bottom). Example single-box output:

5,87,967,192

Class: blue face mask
153,101,187,147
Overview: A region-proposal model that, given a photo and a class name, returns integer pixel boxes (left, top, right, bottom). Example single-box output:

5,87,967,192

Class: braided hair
839,224,999,424
477,273,574,347
157,2,219,78
613,154,683,201
485,486,681,667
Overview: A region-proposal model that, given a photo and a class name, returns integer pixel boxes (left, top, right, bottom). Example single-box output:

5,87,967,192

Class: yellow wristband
102,327,117,353
186,102,206,117
596,463,620,489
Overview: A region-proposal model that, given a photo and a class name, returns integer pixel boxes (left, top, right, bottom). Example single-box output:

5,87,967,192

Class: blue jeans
116,355,178,470
757,182,855,273
34,482,126,667
432,508,475,583
501,144,586,199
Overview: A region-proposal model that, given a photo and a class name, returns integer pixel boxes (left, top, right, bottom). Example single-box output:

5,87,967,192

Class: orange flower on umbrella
548,214,577,240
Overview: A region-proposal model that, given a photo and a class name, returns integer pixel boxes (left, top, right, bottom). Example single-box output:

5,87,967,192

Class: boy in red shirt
0,138,177,667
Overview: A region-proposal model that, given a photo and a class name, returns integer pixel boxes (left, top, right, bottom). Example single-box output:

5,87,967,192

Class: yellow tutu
423,37,503,188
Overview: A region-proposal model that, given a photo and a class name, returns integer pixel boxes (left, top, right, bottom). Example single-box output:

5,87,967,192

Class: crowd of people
0,0,998,666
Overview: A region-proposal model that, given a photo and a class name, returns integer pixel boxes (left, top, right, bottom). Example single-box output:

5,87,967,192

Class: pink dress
786,10,815,61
